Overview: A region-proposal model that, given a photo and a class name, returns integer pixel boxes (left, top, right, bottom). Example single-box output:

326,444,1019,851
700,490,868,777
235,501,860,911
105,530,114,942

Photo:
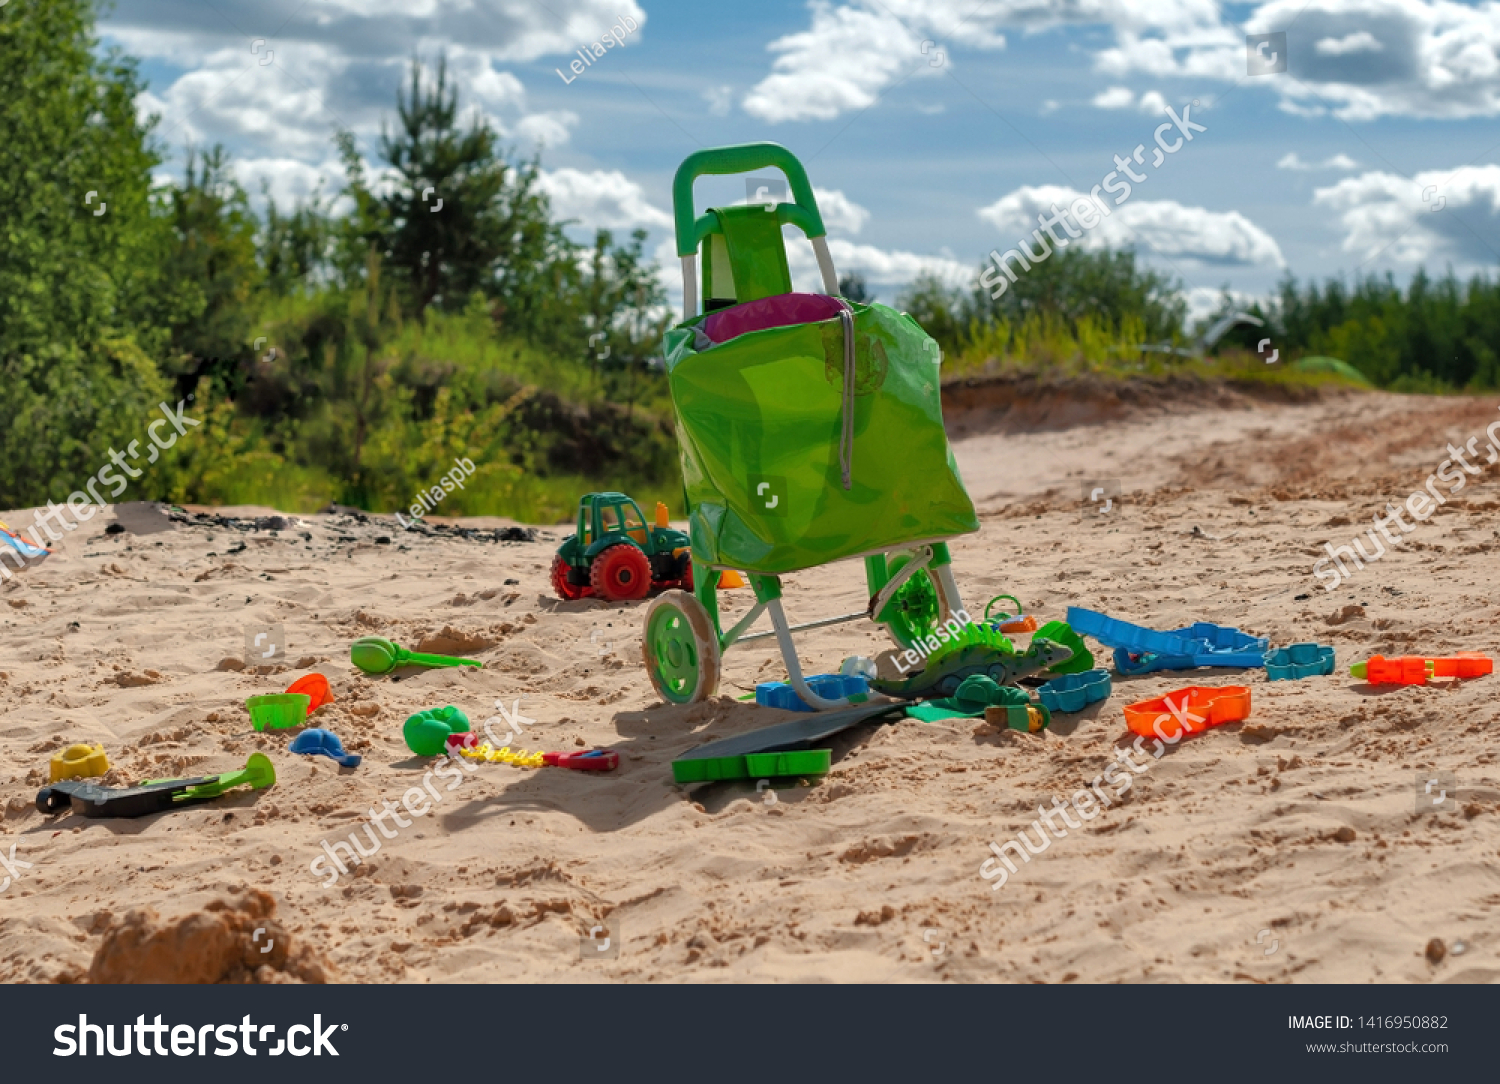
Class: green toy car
551,492,693,601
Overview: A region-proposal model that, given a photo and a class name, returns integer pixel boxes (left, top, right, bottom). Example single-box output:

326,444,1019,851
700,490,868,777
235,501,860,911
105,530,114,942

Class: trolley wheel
551,555,591,600
590,544,652,601
877,551,952,650
642,589,721,704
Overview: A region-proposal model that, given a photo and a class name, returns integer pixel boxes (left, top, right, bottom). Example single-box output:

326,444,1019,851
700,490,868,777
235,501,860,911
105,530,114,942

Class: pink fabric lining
702,292,848,343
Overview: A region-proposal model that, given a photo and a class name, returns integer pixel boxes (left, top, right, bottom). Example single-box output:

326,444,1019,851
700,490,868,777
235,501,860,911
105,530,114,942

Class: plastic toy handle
404,651,483,669
672,142,826,255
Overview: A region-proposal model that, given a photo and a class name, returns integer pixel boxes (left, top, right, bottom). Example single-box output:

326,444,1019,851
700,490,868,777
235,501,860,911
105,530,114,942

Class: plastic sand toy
640,141,979,711
285,673,336,711
757,673,869,712
984,595,1037,633
871,638,1074,701
552,492,699,601
49,743,109,782
288,728,362,768
454,741,546,768
906,674,1032,722
351,636,484,675
445,733,620,771
543,749,620,771
1068,607,1267,674
1122,685,1251,740
1264,643,1336,681
1350,653,1493,685
404,706,471,756
247,693,311,731
1037,669,1112,714
38,753,275,818
1032,620,1094,674
985,702,1050,733
672,748,832,784
670,700,906,784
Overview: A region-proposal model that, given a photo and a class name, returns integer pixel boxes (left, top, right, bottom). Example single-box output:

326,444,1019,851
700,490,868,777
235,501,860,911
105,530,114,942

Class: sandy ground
3,384,1500,983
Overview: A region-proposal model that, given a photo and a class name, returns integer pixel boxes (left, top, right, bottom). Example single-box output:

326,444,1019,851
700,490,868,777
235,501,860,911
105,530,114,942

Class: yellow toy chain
458,742,545,768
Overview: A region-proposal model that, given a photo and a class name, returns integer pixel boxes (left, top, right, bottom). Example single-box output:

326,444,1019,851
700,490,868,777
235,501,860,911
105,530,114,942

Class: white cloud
1315,30,1384,55
538,168,673,231
233,156,347,210
1182,286,1266,328
1096,0,1500,121
1277,151,1362,170
813,188,871,234
514,110,580,147
790,238,972,294
703,86,734,116
1313,165,1500,266
978,184,1286,268
1137,90,1168,115
742,2,950,123
102,0,647,190
1092,86,1137,109
105,1,647,67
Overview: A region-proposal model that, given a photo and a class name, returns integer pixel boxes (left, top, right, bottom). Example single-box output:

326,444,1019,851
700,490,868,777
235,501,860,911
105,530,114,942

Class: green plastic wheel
876,551,950,650
642,589,721,704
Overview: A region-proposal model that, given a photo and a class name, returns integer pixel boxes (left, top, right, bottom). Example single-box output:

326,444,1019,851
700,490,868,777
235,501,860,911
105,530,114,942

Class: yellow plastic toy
457,742,546,769
49,743,110,782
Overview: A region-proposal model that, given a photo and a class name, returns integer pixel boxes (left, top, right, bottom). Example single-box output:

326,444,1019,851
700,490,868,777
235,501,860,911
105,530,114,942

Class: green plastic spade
137,752,278,802
351,636,484,675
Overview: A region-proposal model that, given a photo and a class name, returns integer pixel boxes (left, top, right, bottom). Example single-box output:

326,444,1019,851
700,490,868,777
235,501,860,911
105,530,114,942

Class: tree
159,145,262,392
838,272,871,303
0,0,173,506
377,54,528,314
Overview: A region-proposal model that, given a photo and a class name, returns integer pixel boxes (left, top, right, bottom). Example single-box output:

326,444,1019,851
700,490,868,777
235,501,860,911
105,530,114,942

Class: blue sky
103,0,1500,325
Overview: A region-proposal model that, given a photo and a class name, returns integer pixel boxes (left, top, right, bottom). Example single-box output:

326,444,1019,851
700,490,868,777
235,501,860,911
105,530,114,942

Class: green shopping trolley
641,142,979,710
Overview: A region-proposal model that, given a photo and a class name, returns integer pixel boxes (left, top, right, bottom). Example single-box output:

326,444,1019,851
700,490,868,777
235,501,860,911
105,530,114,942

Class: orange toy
1123,685,1251,740
284,673,336,712
1350,654,1493,685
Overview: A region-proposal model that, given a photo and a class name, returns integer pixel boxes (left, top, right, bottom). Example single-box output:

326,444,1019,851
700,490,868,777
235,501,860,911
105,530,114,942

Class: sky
100,0,1500,326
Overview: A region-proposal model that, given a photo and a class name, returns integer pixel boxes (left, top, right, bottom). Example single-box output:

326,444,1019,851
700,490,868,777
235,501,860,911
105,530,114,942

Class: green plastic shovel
351,636,485,675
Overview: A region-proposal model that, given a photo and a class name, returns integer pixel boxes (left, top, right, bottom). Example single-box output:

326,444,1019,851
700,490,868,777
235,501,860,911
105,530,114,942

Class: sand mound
88,889,332,984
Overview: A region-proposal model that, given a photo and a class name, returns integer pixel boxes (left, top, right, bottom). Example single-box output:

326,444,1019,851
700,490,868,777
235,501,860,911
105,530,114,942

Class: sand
2,382,1499,983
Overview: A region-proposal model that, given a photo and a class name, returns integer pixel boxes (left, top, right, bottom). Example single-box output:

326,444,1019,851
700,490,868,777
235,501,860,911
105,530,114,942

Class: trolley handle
672,142,827,256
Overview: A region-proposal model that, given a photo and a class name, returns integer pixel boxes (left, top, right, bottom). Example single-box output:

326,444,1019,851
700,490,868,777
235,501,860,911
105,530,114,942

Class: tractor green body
555,491,691,588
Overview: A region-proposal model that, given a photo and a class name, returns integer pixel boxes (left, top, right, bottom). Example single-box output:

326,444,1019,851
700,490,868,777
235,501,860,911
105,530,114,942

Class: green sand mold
247,693,311,731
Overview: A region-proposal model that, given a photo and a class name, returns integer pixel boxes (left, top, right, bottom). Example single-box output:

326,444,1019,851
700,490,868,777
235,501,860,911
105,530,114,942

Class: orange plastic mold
285,673,336,712
1123,684,1251,740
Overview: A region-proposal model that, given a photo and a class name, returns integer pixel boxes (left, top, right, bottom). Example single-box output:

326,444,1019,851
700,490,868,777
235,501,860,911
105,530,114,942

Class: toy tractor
551,492,693,602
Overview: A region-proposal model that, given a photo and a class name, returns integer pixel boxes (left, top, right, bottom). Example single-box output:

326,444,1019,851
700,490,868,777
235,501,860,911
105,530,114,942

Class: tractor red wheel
590,544,652,601
679,559,694,592
551,555,590,600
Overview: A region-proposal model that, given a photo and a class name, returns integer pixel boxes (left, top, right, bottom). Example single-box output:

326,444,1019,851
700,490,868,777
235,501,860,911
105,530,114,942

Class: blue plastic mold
1036,668,1112,714
1065,607,1197,657
756,673,869,712
1068,608,1269,675
1264,643,1336,681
